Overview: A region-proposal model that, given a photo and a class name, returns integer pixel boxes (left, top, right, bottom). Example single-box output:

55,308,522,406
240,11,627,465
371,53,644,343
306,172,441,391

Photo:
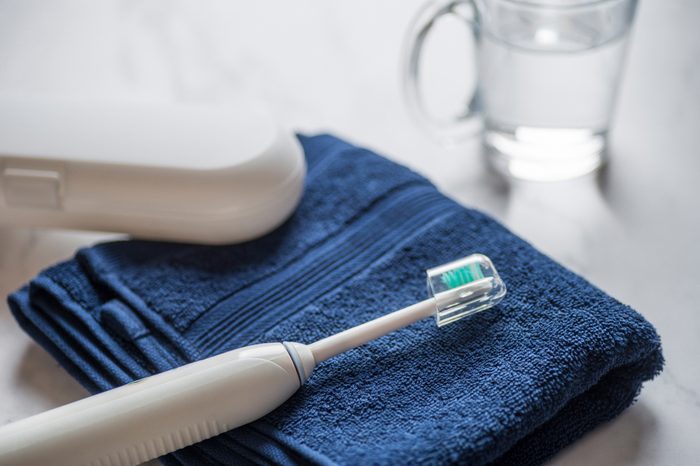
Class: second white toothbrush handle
0,343,305,466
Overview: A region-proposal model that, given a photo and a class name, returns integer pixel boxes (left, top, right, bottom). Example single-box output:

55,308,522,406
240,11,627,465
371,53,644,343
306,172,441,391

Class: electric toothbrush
0,254,506,466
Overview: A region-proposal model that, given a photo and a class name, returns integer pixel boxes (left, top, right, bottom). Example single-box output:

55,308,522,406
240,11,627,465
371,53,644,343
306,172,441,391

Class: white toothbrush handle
0,343,313,466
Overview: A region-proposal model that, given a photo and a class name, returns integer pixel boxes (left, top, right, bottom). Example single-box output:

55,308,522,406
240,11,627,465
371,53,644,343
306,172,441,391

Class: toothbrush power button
2,167,63,209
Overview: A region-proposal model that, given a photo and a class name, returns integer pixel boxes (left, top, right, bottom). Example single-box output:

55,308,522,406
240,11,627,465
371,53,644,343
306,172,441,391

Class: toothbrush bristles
440,264,484,290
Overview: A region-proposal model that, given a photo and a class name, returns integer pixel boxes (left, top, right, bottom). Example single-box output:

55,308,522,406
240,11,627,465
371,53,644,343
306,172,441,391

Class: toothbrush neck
308,298,435,363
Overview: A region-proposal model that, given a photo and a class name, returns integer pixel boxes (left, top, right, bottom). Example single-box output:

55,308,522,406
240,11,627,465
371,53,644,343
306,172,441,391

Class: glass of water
403,0,638,181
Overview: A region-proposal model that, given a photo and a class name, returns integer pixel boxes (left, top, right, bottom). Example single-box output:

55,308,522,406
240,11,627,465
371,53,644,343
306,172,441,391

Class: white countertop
1,1,698,464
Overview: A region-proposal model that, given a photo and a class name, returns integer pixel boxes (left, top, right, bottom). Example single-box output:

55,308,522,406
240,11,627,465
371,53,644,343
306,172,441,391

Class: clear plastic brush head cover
426,254,506,327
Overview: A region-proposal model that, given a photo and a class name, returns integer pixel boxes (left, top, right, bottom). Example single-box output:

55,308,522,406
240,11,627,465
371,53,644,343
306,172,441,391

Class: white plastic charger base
0,97,306,244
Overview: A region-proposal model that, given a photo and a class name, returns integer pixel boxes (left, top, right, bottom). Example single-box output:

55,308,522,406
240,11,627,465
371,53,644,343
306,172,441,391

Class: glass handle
402,0,481,143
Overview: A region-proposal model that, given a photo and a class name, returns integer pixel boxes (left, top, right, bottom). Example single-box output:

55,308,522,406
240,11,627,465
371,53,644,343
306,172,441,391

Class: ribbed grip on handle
87,419,229,466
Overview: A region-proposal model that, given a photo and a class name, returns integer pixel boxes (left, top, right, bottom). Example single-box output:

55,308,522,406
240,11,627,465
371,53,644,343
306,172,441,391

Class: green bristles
440,263,484,290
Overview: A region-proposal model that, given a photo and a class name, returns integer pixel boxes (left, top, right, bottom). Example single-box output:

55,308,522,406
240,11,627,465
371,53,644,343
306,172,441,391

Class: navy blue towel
8,134,663,465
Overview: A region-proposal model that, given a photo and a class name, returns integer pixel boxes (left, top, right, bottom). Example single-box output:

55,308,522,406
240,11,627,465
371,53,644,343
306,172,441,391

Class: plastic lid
426,254,506,327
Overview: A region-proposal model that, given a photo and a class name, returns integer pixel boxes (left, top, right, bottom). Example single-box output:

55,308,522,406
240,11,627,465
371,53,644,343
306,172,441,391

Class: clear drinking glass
403,0,638,181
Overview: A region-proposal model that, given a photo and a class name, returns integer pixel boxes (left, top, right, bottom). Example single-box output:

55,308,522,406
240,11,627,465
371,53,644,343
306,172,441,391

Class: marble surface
0,0,698,464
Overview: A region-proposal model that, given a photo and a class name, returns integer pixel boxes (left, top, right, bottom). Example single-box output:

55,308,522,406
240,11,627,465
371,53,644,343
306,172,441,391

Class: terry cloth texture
8,134,663,466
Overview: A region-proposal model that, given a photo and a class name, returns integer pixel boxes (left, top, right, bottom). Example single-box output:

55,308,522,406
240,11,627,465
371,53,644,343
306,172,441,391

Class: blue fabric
8,134,663,466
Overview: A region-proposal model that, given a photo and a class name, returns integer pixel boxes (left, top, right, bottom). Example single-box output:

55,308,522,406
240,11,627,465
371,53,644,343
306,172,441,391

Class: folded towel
8,134,663,466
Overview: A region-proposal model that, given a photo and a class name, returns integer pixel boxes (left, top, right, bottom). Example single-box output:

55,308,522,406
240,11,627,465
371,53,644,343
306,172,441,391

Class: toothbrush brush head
427,254,506,327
